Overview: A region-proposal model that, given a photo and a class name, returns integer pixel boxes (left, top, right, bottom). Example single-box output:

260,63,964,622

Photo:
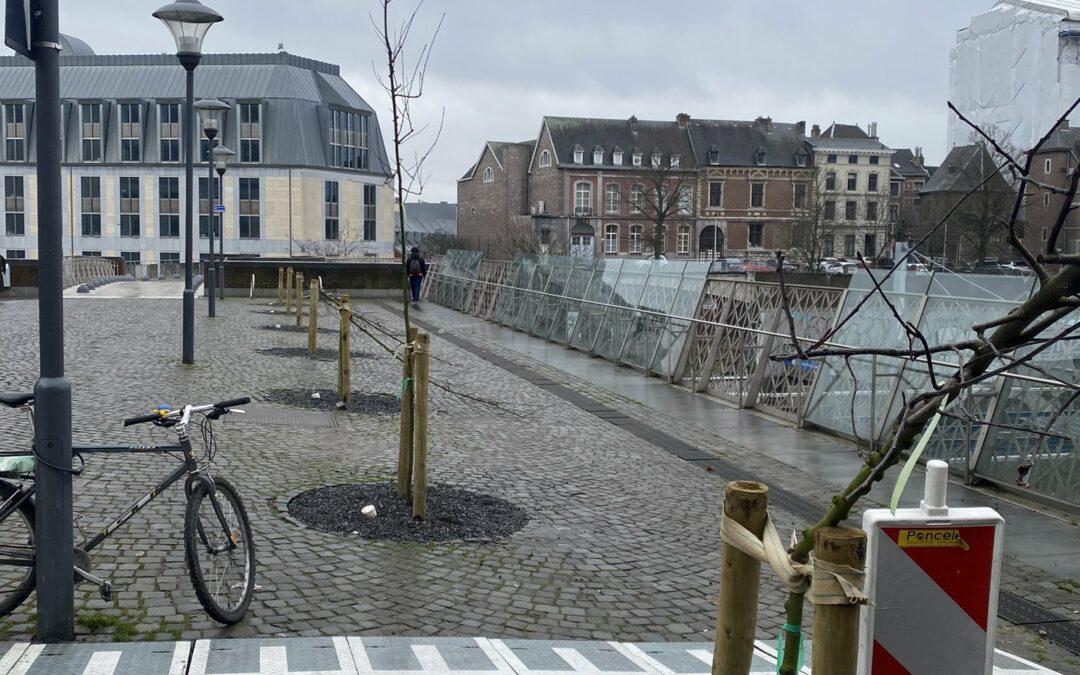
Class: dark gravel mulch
256,346,378,361
262,388,400,414
287,482,529,542
258,324,337,335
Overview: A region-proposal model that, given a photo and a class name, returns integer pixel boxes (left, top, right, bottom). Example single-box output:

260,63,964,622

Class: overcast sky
49,0,992,202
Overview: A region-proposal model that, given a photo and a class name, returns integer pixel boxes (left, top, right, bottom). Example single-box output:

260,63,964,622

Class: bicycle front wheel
0,480,35,618
184,477,255,624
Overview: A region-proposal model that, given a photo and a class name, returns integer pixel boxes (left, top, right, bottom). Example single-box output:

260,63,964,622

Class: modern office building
0,35,395,264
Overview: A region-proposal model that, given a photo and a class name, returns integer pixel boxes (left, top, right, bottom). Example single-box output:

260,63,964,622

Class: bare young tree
771,101,1080,674
788,165,833,269
293,220,375,258
626,159,695,259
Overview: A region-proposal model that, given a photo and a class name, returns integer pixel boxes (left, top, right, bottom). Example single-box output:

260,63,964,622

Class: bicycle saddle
0,392,33,408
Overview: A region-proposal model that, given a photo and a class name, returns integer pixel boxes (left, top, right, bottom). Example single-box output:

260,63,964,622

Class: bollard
397,326,419,500
308,277,319,355
811,526,866,675
277,267,284,305
285,266,293,314
337,295,351,405
411,332,430,520
712,481,768,675
295,272,304,327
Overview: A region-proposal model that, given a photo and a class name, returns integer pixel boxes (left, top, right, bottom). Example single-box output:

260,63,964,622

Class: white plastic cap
921,459,950,516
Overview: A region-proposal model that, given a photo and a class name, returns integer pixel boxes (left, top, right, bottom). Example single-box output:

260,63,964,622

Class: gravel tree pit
287,483,529,542
257,346,378,361
262,388,401,414
258,324,337,335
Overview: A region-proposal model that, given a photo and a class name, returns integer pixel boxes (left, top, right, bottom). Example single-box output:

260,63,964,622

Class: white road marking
0,643,30,673
9,644,44,675
608,643,674,675
412,645,451,672
81,650,121,675
551,648,599,673
168,642,191,675
686,649,712,667
187,641,211,675
259,645,289,674
347,636,375,673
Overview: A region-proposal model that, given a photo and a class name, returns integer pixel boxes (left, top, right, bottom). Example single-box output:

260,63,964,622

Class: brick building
888,147,932,242
1028,122,1080,255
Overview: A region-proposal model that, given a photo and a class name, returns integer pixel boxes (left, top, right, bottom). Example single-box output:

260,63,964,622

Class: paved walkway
63,281,201,299
0,636,1059,674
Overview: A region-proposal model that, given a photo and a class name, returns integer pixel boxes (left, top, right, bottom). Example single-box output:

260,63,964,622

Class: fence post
295,271,304,327
712,480,768,675
308,277,319,355
397,325,418,500
337,295,351,405
285,266,293,314
411,332,430,520
277,267,284,305
811,526,866,675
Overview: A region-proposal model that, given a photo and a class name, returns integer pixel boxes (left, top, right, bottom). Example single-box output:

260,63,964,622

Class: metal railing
62,256,119,289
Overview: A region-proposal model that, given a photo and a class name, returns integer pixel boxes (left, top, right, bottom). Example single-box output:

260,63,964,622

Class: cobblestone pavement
0,296,1074,674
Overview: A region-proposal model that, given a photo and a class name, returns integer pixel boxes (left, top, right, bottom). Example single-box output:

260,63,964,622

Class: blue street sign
213,204,226,213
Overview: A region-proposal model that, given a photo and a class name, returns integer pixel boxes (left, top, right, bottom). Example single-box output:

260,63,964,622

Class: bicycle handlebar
122,397,251,427
214,397,250,409
123,413,160,427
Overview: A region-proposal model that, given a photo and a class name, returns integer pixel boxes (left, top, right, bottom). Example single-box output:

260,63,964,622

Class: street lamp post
195,98,229,317
213,145,236,298
154,0,223,364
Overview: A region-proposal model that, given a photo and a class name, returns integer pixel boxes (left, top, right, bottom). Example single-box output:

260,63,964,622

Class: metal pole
33,0,75,642
206,132,217,317
179,54,199,363
218,169,224,300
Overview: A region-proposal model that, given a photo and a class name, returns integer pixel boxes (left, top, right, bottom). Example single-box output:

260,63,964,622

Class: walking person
407,246,428,309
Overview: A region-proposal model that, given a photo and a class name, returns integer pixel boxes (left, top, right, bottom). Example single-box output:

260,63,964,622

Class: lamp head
194,98,229,138
153,0,223,57
212,145,236,173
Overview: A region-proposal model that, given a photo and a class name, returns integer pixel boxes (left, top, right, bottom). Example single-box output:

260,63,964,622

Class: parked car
824,261,858,276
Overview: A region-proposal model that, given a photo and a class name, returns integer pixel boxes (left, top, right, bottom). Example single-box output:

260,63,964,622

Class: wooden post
285,266,293,314
295,272,304,327
411,332,430,520
277,267,284,305
397,325,418,500
308,277,319,355
337,295,351,405
712,480,769,675
811,526,866,675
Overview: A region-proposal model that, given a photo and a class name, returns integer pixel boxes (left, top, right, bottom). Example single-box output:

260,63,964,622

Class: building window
120,251,140,265
198,176,215,238
869,156,879,165
845,200,857,220
80,176,101,236
574,181,592,216
913,181,924,191
324,180,339,240
81,250,101,257
613,149,623,165
822,238,834,257
119,176,140,237
678,188,692,214
890,181,900,197
629,224,643,254
866,201,878,222
748,223,764,248
158,177,180,237
363,184,377,241
630,184,643,213
80,103,102,162
573,146,583,164
677,225,691,255
750,182,765,208
5,249,24,259
1043,192,1051,207
889,204,899,223
632,152,642,167
159,103,180,162
4,104,25,161
864,234,877,258
605,184,620,214
825,172,836,191
593,148,603,164
239,103,261,163
160,252,179,264
794,183,808,208
844,234,856,257
848,154,858,164
120,103,141,162
708,147,720,165
651,152,661,169
1045,158,1052,174
827,154,837,164
482,166,494,183
708,181,723,208
671,154,681,168
239,177,261,239
4,176,24,235
868,173,879,192
754,149,766,166
604,223,619,254
538,150,551,167
329,109,369,169
847,173,857,191
824,200,836,221
795,150,807,167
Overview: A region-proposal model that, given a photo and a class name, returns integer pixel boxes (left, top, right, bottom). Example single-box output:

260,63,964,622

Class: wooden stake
277,267,284,305
811,526,866,675
397,325,418,500
337,295,351,405
308,277,319,355
411,332,430,520
285,266,293,314
712,480,769,675
295,272,304,327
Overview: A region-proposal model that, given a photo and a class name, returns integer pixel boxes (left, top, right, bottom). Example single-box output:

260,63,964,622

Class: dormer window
538,150,551,168
482,166,494,183
632,151,642,167
593,146,604,164
754,148,767,166
613,147,623,165
651,151,661,169
573,145,584,164
671,154,681,168
708,145,720,165
795,150,807,167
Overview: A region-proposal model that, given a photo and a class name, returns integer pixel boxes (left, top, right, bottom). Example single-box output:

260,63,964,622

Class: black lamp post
153,0,223,364
195,98,228,317
213,145,235,299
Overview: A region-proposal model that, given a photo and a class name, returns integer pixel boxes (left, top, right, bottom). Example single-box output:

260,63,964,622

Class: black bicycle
0,393,256,625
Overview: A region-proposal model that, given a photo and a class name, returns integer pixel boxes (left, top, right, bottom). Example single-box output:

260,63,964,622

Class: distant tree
627,158,695,259
293,221,374,258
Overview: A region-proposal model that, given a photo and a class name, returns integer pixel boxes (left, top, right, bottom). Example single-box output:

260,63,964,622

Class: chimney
868,121,878,139
755,116,773,132
1059,118,1071,131
913,146,924,166
629,115,639,134
811,124,821,138
676,112,690,128
795,120,806,135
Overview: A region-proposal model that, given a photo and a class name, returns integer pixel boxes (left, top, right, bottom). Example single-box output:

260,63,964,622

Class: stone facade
1028,123,1080,256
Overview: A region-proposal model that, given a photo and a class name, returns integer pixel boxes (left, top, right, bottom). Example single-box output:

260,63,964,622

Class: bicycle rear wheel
0,480,35,617
183,477,255,624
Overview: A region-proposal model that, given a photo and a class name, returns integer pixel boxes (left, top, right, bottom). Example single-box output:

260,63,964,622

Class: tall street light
153,0,223,364
213,145,236,299
195,98,229,317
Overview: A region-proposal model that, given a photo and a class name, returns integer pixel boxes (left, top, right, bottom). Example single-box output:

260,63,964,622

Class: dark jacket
407,254,428,277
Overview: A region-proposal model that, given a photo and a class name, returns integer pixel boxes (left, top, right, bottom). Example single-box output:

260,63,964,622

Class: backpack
408,257,423,275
